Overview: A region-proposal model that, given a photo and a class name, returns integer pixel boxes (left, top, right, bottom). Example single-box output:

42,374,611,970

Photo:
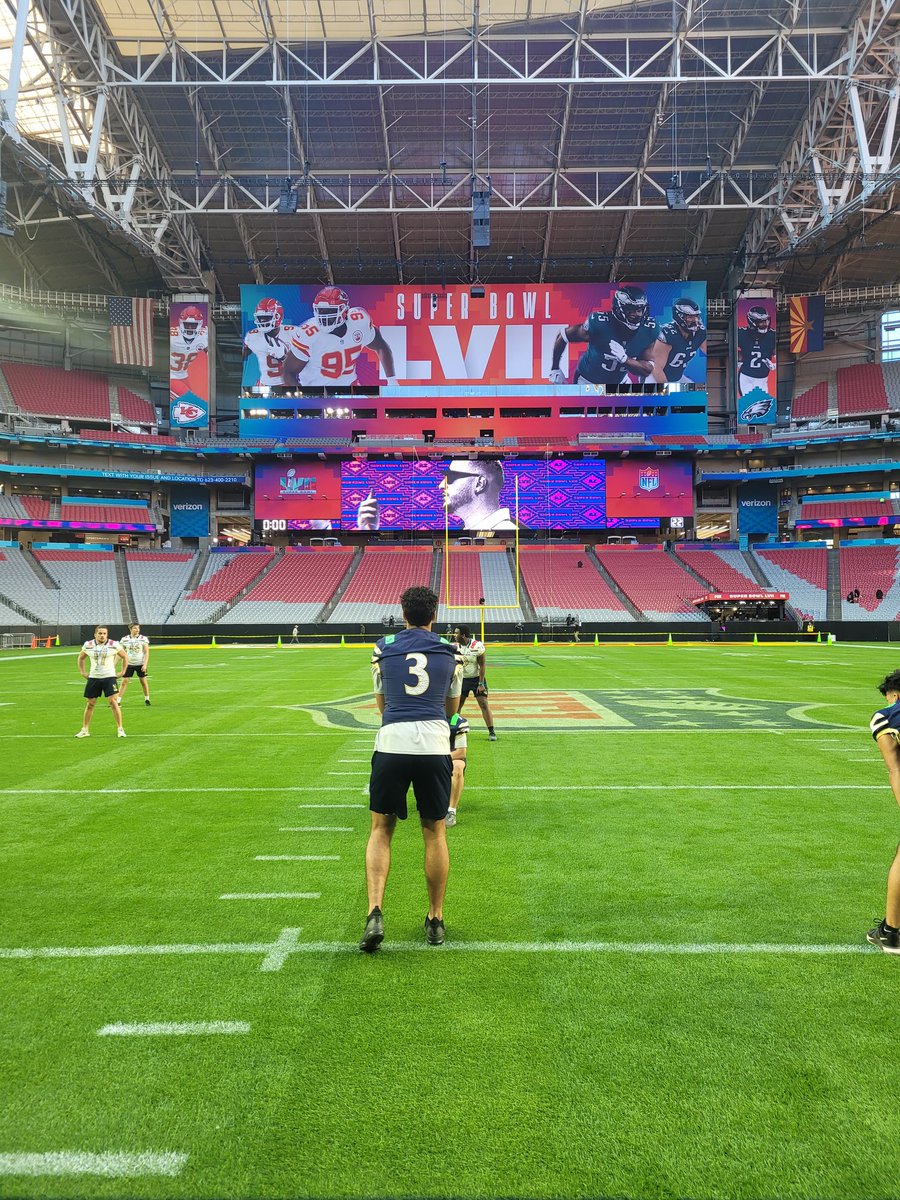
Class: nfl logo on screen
638,467,660,493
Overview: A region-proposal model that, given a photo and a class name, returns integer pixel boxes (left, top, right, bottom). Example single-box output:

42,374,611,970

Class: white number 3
404,652,430,696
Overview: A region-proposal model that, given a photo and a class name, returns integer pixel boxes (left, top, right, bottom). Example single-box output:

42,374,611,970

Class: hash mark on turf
0,1153,188,1178
97,1022,249,1037
259,927,303,972
255,855,340,861
280,827,354,832
219,893,321,900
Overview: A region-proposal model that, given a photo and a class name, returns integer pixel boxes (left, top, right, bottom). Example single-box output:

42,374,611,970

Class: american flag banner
107,297,154,367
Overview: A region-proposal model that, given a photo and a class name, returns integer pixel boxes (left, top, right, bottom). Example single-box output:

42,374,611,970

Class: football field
2,640,900,1200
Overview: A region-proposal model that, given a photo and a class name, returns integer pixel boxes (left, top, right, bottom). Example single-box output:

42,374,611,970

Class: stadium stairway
826,547,842,621
586,548,644,620
742,551,773,588
314,547,364,622
23,546,59,591
115,550,138,623
182,549,210,595
669,547,712,589
511,548,538,621
429,549,443,599
206,550,285,624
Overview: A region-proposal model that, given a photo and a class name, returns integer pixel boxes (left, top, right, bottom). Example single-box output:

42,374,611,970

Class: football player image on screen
169,306,208,399
737,305,776,397
652,297,707,383
243,298,296,387
548,285,663,387
284,287,397,387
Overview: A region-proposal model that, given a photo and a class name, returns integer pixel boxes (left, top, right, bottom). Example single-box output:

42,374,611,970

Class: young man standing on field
453,624,497,740
867,670,900,953
359,585,463,952
118,623,151,705
76,626,127,738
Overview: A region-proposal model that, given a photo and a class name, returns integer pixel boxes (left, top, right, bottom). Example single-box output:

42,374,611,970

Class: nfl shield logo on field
638,467,660,493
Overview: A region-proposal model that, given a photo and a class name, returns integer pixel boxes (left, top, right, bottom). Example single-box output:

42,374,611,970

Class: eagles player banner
736,297,777,425
240,282,707,390
169,301,210,429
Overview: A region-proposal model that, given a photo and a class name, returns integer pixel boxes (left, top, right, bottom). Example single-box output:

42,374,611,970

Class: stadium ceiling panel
0,0,896,297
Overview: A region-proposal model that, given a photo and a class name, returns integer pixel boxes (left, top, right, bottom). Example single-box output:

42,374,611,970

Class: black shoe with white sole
867,919,900,954
359,908,385,953
424,916,445,946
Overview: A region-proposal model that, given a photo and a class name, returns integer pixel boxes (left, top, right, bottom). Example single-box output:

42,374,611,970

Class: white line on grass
280,827,354,832
327,771,369,776
0,932,877,966
0,786,883,797
255,855,340,861
0,1153,188,1178
97,1022,249,1037
298,803,366,808
0,729,863,738
219,893,321,900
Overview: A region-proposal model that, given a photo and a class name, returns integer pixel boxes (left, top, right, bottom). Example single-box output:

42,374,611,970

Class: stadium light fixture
665,174,688,211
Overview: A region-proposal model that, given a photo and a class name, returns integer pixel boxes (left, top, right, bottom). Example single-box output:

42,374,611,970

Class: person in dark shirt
867,670,900,953
548,285,663,387
737,305,776,397
653,297,707,383
359,585,463,952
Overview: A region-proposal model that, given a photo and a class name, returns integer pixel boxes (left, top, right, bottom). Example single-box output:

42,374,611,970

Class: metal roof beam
609,0,697,280
681,0,804,279
539,0,587,284
728,0,900,288
48,27,873,88
366,0,403,283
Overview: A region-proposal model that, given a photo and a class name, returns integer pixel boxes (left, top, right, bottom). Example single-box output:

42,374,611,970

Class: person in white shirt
118,622,151,706
453,624,497,740
445,712,469,828
76,625,127,738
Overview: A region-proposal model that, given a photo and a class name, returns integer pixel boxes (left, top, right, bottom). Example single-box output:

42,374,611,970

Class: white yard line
254,855,340,862
297,803,366,808
97,1022,249,1037
0,931,876,967
219,893,321,900
0,785,884,797
327,772,369,777
0,1153,188,1178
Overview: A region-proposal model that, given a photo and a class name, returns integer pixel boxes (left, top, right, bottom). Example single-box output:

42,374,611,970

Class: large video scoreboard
254,458,693,532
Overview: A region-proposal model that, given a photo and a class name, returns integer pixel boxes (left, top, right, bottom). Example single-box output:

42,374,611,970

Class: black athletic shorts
460,676,487,701
368,751,453,821
124,663,147,678
84,677,119,699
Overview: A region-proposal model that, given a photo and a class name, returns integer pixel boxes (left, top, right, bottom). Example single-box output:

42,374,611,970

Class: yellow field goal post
443,475,522,643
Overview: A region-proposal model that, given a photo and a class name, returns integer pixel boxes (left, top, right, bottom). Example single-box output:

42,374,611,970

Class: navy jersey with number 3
372,628,461,728
871,700,900,745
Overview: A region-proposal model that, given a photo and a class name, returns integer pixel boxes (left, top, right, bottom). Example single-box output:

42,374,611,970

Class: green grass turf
2,640,900,1199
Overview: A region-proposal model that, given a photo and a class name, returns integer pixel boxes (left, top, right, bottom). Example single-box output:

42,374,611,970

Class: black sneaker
867,919,900,955
359,908,384,953
424,916,445,946
145,699,151,706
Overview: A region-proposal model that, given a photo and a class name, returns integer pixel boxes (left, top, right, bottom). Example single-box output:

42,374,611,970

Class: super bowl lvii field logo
292,689,850,732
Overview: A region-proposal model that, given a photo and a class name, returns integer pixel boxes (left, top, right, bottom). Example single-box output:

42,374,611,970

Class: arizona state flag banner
789,294,825,354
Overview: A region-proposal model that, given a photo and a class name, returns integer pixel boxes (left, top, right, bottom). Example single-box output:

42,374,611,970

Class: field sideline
2,641,900,1200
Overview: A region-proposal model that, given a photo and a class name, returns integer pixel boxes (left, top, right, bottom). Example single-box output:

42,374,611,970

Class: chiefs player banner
169,301,210,429
239,282,707,390
735,297,777,425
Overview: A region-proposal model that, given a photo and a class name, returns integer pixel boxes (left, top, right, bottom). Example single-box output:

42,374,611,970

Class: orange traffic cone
30,635,37,649
44,636,53,649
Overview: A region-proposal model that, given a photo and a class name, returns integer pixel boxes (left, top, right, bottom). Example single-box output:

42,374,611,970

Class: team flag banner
107,297,154,367
240,282,707,390
169,301,210,429
736,297,777,425
789,294,826,355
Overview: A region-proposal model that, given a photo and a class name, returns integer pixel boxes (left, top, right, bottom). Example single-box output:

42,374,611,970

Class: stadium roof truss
0,0,897,295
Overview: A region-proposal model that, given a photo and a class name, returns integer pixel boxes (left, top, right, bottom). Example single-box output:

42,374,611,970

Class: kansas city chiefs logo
638,467,660,492
740,397,774,422
171,401,203,424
